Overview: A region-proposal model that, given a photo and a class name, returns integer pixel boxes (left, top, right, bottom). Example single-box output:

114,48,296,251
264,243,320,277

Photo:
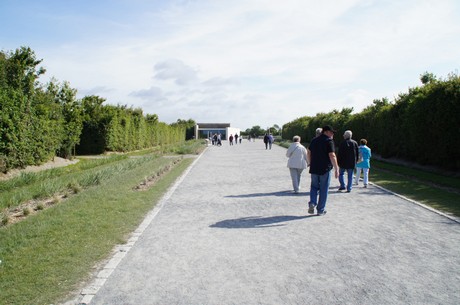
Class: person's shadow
225,190,310,198
209,215,313,229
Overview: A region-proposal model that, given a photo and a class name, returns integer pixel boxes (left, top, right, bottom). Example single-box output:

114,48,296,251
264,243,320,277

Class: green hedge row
282,73,460,171
76,98,185,155
0,47,186,172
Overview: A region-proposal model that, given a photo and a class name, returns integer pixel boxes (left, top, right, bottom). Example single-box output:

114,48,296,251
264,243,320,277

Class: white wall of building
226,127,241,139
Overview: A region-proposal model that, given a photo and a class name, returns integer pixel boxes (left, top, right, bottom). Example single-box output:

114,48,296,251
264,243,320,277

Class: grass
0,141,205,305
0,155,127,193
371,160,460,217
0,155,157,210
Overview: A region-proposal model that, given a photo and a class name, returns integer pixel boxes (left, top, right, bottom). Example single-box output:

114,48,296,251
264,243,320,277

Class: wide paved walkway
79,140,460,305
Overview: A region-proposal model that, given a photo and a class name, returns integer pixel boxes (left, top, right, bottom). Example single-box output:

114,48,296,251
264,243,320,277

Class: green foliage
282,107,354,145
282,72,460,170
172,118,196,140
77,102,185,154
244,125,266,137
0,46,45,96
1,47,187,171
0,48,75,171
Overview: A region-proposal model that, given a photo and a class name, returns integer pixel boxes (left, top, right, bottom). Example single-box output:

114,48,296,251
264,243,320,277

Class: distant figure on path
234,134,239,144
263,134,269,149
286,136,308,194
268,134,274,149
307,125,339,216
229,134,234,145
337,130,359,192
355,139,372,187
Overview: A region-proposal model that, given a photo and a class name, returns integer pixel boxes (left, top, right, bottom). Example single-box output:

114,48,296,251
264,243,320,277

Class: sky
1,0,459,130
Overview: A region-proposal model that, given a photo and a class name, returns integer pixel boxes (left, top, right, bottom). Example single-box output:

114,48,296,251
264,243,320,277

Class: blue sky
1,0,459,130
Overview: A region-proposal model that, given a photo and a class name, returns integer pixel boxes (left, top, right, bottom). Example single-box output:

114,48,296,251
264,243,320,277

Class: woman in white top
286,135,308,193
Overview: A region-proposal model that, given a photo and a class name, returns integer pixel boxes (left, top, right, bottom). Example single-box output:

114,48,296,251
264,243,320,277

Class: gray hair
315,128,322,136
292,135,301,142
343,130,352,139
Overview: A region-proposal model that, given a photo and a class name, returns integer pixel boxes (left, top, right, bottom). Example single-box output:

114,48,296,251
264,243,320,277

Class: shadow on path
210,215,313,229
225,190,310,198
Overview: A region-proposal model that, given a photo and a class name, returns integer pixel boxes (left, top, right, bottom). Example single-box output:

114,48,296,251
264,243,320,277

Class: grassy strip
371,162,460,217
0,156,194,305
0,155,127,193
126,139,206,157
0,155,155,210
372,160,460,190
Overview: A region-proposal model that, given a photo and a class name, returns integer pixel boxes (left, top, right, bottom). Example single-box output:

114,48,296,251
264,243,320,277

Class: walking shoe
364,184,368,188
317,211,327,216
338,187,346,192
308,203,315,214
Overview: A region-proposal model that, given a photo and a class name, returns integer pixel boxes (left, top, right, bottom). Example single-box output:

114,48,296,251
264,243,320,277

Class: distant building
195,123,240,140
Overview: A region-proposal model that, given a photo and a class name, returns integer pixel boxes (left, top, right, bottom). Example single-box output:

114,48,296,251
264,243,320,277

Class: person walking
355,139,372,187
263,133,269,149
307,125,339,216
286,135,308,194
268,133,274,149
337,130,359,192
229,134,234,145
234,134,239,145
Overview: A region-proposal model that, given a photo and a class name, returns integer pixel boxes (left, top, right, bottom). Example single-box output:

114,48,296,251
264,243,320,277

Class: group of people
211,133,222,146
228,134,242,145
263,133,274,149
286,125,371,216
212,133,245,146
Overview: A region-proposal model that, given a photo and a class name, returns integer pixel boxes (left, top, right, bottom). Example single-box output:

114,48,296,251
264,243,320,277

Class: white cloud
153,59,199,85
4,0,458,129
129,86,165,100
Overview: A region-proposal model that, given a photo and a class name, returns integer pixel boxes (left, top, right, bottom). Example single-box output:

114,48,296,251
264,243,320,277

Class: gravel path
79,140,460,305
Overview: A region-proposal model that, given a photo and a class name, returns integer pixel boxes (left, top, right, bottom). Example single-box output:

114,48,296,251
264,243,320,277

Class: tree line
0,47,193,173
281,72,460,171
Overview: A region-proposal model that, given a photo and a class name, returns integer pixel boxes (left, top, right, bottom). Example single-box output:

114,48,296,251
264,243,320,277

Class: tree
269,124,281,136
172,118,196,140
47,80,83,158
420,72,437,85
2,46,45,95
245,125,265,137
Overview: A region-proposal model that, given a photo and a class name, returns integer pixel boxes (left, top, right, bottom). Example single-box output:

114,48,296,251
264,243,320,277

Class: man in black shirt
307,125,339,216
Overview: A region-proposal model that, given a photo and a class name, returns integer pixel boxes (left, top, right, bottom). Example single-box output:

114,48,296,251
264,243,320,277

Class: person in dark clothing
337,130,359,192
263,134,269,149
307,125,339,216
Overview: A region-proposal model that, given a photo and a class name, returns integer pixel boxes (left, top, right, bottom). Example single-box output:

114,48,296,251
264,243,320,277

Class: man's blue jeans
310,171,331,213
339,168,354,192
